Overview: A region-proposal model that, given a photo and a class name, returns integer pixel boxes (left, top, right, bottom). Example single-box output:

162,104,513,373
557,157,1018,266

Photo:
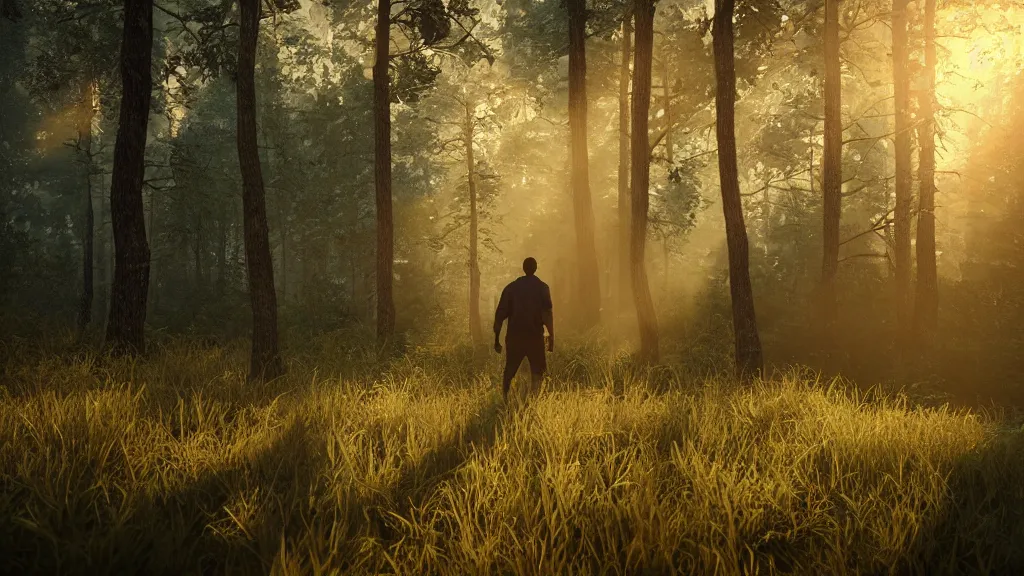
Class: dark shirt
494,275,553,341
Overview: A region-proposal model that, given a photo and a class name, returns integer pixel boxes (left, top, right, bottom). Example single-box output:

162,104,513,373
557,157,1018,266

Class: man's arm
493,285,510,352
542,284,554,351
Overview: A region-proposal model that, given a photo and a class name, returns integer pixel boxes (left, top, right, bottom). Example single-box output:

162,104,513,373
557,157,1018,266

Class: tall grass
0,334,1022,575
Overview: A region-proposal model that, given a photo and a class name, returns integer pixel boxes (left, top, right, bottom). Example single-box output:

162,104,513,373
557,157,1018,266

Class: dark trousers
502,336,547,397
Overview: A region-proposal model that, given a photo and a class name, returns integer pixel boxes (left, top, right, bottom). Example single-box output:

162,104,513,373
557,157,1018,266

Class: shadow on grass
903,425,1024,575
387,393,507,522
3,389,516,575
1,413,376,575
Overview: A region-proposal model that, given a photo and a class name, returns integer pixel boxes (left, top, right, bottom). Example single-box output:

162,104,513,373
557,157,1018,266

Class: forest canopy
2,0,1024,401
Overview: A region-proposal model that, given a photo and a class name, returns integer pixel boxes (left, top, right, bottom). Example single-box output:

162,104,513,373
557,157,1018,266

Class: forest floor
1,334,1023,575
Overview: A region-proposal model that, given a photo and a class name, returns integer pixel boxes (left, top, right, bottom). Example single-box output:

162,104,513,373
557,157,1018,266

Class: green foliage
3,0,1024,407
500,0,568,82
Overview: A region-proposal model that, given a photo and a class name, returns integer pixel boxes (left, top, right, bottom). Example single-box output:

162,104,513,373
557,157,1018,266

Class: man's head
523,257,538,276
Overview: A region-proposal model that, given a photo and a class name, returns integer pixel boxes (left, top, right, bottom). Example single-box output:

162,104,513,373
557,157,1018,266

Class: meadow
1,333,1022,575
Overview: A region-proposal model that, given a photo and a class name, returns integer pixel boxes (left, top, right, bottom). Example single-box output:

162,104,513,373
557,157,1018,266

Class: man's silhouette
494,257,554,399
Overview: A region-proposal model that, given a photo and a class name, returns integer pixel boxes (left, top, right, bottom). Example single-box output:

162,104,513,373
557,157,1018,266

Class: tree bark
217,217,227,298
630,0,659,362
147,184,158,317
662,233,669,296
465,102,483,347
915,0,938,332
193,209,204,292
618,15,632,315
374,0,396,346
809,125,814,198
821,0,842,329
714,0,763,380
567,0,602,327
662,49,673,164
299,231,309,305
77,80,96,334
96,182,109,322
274,189,288,304
105,0,153,354
661,49,673,299
1,0,22,21
237,0,283,381
892,0,913,346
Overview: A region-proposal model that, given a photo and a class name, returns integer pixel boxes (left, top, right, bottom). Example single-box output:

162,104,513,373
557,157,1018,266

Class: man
494,257,554,400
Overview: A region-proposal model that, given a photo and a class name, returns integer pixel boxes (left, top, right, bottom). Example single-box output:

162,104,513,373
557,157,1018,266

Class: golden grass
0,335,1022,575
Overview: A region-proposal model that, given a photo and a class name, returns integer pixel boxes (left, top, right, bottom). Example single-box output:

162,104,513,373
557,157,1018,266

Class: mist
4,0,1021,401
2,0,1024,571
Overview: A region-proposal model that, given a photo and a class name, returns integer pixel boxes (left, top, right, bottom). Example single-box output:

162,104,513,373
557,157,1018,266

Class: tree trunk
662,233,669,296
466,102,483,347
618,15,632,315
193,209,204,293
915,0,938,333
714,0,763,380
105,0,153,354
299,232,308,306
1,0,22,21
96,183,109,322
809,126,814,198
373,0,396,346
274,189,288,304
349,253,357,309
77,80,96,334
662,49,673,164
821,0,842,329
892,0,913,347
232,234,242,296
630,0,659,362
237,0,283,381
567,0,602,327
661,50,673,300
147,183,159,317
217,217,227,298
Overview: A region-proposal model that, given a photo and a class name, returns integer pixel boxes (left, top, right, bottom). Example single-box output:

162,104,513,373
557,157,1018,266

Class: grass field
1,334,1022,575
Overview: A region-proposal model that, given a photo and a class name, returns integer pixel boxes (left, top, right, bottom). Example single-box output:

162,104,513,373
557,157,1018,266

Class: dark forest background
2,0,1024,404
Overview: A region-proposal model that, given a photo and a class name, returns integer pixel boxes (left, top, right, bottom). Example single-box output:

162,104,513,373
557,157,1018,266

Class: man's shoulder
509,275,548,290
527,276,549,294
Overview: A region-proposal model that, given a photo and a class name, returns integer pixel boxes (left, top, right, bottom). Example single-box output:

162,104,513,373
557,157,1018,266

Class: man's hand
547,334,554,353
494,340,502,354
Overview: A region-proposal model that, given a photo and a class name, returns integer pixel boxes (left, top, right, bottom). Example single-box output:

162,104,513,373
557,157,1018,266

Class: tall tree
661,45,673,165
892,0,913,345
821,0,842,328
105,0,153,354
237,0,284,380
659,43,674,300
630,0,658,362
420,63,509,348
77,80,96,334
618,14,632,314
373,0,396,346
365,0,485,345
915,0,938,332
465,99,483,347
567,0,601,327
713,0,763,379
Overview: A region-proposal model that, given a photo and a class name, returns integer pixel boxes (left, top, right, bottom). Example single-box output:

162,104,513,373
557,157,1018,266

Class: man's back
495,275,552,340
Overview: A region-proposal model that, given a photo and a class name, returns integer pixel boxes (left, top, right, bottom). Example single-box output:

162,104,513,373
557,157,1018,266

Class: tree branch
838,252,888,264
